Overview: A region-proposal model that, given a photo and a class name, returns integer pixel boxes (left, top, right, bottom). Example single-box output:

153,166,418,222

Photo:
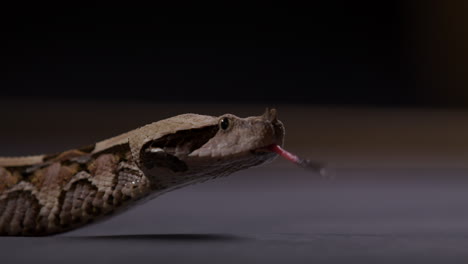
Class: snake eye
219,117,230,130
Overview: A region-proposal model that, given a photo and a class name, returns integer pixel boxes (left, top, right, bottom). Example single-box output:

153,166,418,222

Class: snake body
0,109,284,236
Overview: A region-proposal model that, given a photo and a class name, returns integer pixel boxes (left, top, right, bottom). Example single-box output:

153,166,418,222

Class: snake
0,108,295,236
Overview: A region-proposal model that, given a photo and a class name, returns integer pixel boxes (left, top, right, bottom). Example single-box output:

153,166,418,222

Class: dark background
2,1,466,107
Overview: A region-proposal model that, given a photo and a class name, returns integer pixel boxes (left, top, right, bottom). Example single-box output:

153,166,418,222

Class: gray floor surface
2,101,468,263
2,168,468,263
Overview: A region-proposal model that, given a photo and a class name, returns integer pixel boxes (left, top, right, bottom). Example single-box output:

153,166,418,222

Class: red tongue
268,144,301,163
267,144,326,176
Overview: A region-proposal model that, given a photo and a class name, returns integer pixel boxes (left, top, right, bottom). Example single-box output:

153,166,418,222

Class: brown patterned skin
0,109,284,236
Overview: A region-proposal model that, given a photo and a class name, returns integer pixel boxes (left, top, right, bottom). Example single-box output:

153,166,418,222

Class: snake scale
0,109,284,236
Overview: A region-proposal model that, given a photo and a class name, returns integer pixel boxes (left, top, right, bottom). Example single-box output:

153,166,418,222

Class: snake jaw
251,148,272,156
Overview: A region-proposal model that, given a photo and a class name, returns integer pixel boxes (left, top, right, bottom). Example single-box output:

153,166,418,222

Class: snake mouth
251,144,278,156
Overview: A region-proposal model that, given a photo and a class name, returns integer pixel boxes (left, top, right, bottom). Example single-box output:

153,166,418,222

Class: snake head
138,109,285,181
189,108,284,160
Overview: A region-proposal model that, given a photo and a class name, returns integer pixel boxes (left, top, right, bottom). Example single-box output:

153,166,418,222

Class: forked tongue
268,144,326,176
